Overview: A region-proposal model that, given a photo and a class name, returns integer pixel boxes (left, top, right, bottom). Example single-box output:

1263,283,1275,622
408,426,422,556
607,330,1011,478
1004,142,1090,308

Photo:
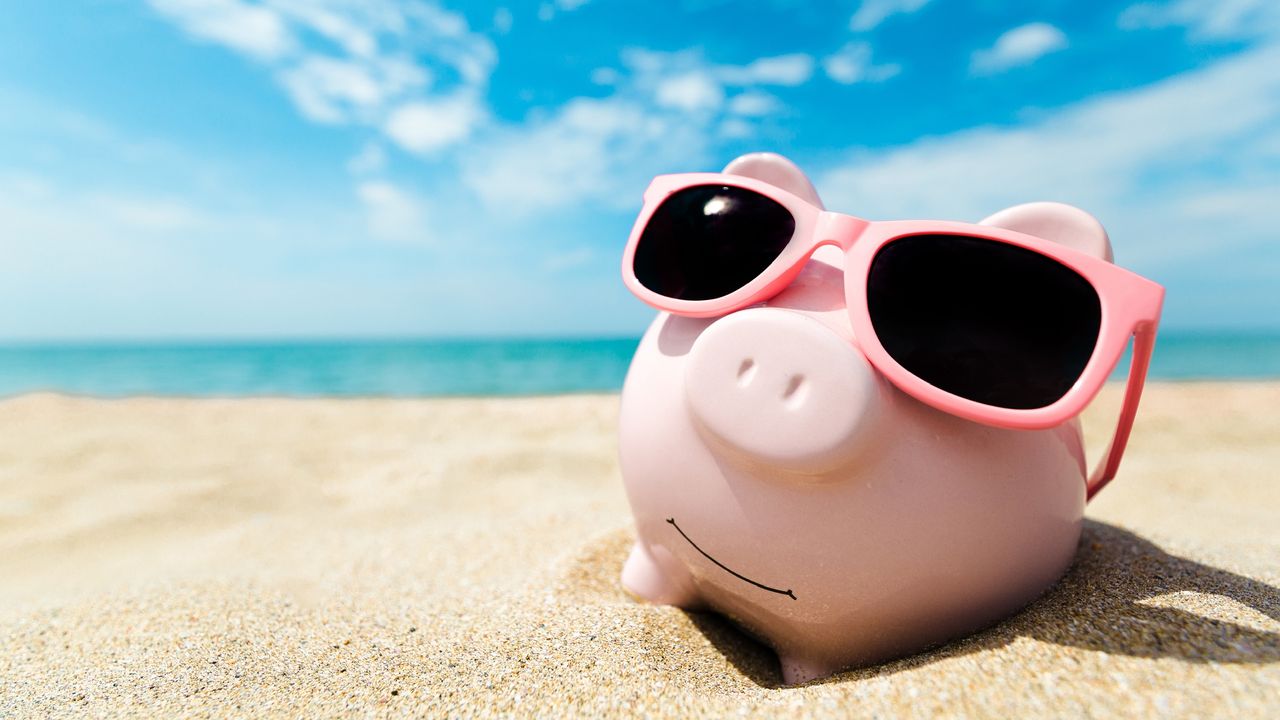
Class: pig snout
683,308,885,475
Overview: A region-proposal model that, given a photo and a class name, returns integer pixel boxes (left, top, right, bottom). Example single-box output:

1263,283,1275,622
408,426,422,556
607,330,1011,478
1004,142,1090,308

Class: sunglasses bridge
815,211,871,251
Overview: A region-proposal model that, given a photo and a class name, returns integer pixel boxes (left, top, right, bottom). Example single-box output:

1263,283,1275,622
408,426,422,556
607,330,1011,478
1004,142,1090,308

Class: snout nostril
782,374,808,407
736,359,757,387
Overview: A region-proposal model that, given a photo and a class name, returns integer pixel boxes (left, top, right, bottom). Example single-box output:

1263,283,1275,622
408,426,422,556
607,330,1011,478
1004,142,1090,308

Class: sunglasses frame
622,173,1165,499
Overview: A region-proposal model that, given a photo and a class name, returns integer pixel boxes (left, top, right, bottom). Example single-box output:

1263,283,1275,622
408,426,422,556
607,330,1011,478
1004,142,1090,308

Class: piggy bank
617,153,1151,685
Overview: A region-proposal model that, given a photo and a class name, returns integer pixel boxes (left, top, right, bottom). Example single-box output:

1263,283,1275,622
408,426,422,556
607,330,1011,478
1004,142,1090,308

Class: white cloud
728,91,781,117
536,0,591,21
816,44,1280,279
145,2,830,243
280,55,427,123
457,48,827,216
970,22,1068,75
822,41,901,84
718,118,755,140
270,0,376,57
143,0,833,261
384,92,485,154
0,174,203,236
623,48,816,90
357,180,425,242
0,181,195,339
147,0,496,154
460,96,711,215
1118,0,1280,40
402,5,470,37
492,7,513,34
0,166,451,339
346,143,386,175
590,67,621,85
147,0,295,60
718,53,814,86
655,72,724,112
849,0,932,32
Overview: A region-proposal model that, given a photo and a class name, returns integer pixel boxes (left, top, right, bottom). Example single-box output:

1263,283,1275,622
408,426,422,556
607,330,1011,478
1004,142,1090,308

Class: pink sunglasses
622,173,1165,499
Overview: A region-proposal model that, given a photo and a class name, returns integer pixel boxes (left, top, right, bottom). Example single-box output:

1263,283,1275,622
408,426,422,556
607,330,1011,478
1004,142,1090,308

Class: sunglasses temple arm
1086,324,1158,501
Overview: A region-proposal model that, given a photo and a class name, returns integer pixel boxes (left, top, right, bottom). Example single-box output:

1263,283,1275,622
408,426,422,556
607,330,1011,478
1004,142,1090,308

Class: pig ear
979,201,1113,262
722,152,825,210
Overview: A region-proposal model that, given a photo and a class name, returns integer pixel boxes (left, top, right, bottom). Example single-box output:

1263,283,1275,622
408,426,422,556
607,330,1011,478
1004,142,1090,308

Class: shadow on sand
685,520,1280,688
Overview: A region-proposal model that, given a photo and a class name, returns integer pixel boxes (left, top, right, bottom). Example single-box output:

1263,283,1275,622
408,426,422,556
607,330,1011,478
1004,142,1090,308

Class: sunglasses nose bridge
815,212,869,251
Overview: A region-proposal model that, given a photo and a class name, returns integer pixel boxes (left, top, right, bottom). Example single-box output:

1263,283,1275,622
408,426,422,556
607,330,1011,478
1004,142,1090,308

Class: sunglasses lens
633,185,796,301
867,234,1101,410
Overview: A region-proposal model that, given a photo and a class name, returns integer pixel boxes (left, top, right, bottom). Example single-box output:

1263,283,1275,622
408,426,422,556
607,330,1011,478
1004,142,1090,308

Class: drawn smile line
666,518,796,601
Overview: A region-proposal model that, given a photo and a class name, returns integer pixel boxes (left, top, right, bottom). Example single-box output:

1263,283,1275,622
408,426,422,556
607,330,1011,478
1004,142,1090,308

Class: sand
0,383,1276,718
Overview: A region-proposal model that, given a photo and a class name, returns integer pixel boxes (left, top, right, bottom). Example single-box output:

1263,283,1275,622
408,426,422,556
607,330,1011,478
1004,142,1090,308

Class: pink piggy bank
617,153,1163,685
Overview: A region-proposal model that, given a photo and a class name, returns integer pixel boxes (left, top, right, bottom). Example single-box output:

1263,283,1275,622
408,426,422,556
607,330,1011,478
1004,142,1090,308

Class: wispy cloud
148,0,295,60
383,91,485,154
822,41,901,84
817,43,1280,316
849,0,932,32
0,170,273,337
0,167,459,338
492,7,513,34
144,2,879,234
459,95,711,216
1118,0,1280,40
727,91,782,117
7,0,1278,337
279,54,429,124
717,117,754,140
589,67,621,86
346,143,387,175
146,0,499,251
716,54,814,86
621,49,816,93
144,2,838,237
454,48,823,217
356,180,426,243
654,71,724,112
147,0,496,154
536,0,593,22
970,22,1068,75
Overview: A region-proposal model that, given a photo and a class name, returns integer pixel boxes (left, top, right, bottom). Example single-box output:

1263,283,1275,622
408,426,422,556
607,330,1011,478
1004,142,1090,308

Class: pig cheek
618,315,735,544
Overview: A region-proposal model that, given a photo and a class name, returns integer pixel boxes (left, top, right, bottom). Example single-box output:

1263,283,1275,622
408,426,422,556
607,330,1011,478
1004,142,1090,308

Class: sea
0,330,1277,398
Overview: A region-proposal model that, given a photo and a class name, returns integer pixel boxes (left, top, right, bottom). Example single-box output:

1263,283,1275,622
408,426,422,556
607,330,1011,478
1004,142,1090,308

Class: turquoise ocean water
0,331,1277,398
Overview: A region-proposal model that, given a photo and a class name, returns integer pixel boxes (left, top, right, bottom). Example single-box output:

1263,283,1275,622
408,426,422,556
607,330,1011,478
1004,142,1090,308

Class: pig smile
666,518,796,601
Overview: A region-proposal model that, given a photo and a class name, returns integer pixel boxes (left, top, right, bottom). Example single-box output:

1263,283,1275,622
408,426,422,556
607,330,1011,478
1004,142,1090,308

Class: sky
0,0,1276,340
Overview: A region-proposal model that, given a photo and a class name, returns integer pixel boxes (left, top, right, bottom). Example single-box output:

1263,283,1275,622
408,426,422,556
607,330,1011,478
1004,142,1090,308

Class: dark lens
867,234,1101,410
633,185,795,301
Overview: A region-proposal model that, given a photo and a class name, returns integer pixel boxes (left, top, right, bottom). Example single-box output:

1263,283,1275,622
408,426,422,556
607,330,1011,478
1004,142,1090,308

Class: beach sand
0,383,1276,717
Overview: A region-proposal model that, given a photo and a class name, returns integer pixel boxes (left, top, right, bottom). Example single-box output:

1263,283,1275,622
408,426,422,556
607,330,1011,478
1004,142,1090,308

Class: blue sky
0,0,1276,340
